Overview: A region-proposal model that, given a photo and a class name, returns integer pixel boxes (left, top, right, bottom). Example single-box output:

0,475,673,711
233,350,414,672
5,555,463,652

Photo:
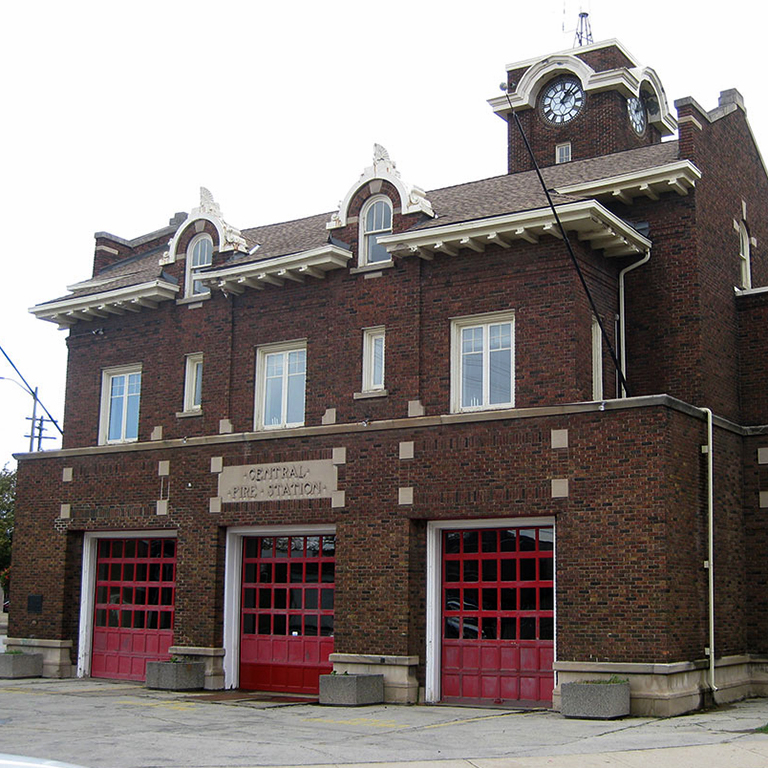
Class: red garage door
442,526,554,705
92,537,176,681
240,534,335,694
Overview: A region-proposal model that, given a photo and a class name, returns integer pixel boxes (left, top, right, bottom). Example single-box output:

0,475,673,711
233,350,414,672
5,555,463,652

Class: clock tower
488,40,677,174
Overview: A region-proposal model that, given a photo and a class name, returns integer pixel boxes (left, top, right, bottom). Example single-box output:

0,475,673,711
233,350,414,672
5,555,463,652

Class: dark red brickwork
12,403,745,675
738,292,768,425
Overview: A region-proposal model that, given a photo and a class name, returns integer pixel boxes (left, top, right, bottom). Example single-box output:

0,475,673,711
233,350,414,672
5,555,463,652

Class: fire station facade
14,40,768,716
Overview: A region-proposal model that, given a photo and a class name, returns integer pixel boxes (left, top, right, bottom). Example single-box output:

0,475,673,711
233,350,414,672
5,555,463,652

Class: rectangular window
592,317,603,401
183,353,203,412
255,342,307,429
362,327,385,392
451,312,514,412
555,142,571,164
100,365,142,444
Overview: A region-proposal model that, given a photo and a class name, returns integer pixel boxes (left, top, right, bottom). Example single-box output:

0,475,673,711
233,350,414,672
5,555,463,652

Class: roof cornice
378,200,651,260
553,160,701,205
200,244,352,295
30,280,180,329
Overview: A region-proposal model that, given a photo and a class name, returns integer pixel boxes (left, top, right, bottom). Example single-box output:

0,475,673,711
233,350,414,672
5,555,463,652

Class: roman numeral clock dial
540,77,584,125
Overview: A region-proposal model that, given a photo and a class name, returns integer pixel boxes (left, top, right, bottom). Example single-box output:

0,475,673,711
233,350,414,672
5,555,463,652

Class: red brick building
14,39,768,715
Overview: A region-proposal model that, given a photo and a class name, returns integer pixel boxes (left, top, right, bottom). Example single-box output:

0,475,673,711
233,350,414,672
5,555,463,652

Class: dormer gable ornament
327,144,434,230
160,187,248,265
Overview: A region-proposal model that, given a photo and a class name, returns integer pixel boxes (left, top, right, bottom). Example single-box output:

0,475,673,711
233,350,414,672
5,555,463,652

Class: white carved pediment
161,187,248,264
327,145,434,230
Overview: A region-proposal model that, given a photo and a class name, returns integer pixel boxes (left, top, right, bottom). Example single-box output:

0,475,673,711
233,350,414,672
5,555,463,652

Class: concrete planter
145,661,205,691
561,680,631,719
319,674,384,706
0,652,43,678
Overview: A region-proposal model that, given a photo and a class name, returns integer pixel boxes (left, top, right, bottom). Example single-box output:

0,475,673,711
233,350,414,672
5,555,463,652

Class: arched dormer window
739,221,751,289
360,197,392,266
187,234,213,296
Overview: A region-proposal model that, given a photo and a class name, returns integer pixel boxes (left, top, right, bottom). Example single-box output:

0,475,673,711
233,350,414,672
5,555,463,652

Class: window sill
349,261,394,275
176,410,203,419
177,293,211,306
353,389,388,400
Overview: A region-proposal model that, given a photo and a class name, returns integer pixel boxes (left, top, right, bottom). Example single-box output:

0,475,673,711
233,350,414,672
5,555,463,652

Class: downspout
701,406,717,694
618,249,651,397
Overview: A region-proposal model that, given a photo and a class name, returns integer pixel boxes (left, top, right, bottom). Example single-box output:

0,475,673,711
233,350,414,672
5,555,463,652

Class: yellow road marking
304,716,400,728
116,698,198,711
421,712,519,729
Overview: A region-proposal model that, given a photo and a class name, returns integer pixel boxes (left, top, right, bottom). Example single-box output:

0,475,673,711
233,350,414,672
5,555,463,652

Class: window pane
264,377,283,426
108,375,125,441
462,352,483,408
286,368,305,425
372,335,384,387
193,362,203,407
125,373,141,441
489,348,511,404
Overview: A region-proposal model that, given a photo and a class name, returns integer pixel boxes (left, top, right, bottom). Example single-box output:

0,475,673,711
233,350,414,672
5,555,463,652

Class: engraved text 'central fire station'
219,460,336,502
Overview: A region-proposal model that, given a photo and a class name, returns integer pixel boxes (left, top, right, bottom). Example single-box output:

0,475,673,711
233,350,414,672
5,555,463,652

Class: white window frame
739,221,752,289
359,196,393,266
183,353,203,412
254,340,307,430
555,142,571,164
362,326,386,392
99,364,142,445
450,311,515,413
424,517,555,703
186,233,213,297
591,317,603,401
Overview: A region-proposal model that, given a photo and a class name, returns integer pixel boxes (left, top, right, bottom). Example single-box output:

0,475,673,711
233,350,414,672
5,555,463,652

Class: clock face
541,77,585,125
627,96,647,135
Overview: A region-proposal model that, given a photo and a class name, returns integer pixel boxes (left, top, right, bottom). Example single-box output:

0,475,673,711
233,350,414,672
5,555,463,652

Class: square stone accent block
551,429,569,449
321,408,337,425
399,441,414,460
408,400,425,417
146,661,205,691
0,653,43,679
62,467,73,482
219,419,233,434
761,491,768,509
59,504,71,520
150,425,163,441
399,487,414,505
210,456,223,473
156,500,168,516
758,447,768,465
332,447,346,465
561,680,630,719
319,674,384,706
552,479,569,498
209,497,222,514
331,491,346,509
158,461,170,477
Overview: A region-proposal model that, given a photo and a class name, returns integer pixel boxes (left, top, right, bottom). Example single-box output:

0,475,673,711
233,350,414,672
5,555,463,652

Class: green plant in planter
582,675,629,685
4,650,21,655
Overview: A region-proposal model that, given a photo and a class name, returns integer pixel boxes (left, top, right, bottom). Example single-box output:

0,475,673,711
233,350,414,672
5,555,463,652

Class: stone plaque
218,460,337,503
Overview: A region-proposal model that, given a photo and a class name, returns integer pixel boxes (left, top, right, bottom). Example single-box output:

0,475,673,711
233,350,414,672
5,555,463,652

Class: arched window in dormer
360,197,392,266
187,234,213,296
739,221,751,289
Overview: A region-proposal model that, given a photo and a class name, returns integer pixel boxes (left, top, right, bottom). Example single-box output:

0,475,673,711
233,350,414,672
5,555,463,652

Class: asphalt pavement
0,677,767,768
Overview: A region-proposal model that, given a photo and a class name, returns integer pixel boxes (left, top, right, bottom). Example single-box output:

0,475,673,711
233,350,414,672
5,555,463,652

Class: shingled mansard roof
31,141,699,327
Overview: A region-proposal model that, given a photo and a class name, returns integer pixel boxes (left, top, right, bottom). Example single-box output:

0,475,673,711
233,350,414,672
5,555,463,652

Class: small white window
255,341,307,430
360,197,392,266
739,221,751,289
592,317,603,401
555,142,571,164
451,311,514,413
99,365,142,444
362,327,385,392
187,234,213,296
183,353,203,412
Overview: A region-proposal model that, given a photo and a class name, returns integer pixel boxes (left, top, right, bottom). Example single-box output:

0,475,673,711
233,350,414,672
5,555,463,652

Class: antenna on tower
574,11,593,46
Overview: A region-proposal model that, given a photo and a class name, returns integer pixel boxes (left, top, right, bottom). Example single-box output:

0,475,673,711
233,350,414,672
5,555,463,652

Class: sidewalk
0,678,766,767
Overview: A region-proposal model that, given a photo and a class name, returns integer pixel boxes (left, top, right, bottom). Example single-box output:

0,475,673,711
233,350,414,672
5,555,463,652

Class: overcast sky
1,0,765,469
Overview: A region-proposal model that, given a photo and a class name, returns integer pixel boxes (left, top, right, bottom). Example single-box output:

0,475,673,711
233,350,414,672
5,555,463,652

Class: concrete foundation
328,653,419,704
5,638,72,678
